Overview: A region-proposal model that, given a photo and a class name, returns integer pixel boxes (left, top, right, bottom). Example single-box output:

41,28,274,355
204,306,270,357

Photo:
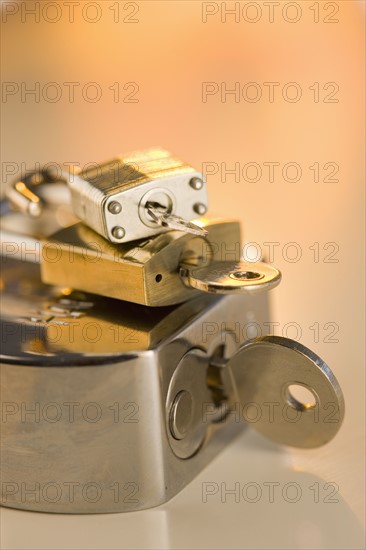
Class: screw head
108,201,122,214
193,202,207,216
189,177,204,190
111,226,125,239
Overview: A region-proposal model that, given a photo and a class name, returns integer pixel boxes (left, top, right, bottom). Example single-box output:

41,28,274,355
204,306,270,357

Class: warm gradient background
1,1,365,549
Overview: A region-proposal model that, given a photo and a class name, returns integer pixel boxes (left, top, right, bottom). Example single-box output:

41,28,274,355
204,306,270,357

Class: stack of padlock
0,148,344,513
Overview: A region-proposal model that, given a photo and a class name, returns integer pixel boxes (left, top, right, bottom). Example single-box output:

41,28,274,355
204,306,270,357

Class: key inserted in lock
180,260,281,294
145,201,207,237
166,335,345,459
6,149,209,243
73,148,209,242
0,209,281,305
38,220,281,304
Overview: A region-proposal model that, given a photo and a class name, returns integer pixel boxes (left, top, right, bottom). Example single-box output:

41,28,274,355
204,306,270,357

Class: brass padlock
39,218,280,306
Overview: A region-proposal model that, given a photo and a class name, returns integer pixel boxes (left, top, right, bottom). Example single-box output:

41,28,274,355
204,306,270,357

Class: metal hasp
0,259,344,514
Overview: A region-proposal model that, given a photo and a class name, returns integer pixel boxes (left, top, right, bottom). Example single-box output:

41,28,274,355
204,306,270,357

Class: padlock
39,219,281,306
0,258,344,513
6,148,209,243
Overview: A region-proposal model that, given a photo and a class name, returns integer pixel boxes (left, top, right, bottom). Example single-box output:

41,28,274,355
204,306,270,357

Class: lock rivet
111,226,125,239
169,390,193,440
108,201,122,214
189,177,204,190
193,202,207,216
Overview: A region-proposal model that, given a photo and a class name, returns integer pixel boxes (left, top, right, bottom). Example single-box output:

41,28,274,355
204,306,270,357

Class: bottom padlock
0,259,344,513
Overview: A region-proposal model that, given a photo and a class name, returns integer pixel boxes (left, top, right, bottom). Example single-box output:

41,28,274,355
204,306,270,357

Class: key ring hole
286,383,317,411
230,271,263,281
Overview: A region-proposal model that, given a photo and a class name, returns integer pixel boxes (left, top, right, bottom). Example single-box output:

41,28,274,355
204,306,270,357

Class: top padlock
70,147,209,243
6,148,209,244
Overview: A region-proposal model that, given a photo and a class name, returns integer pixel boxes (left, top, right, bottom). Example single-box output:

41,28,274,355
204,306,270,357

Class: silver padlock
0,258,344,513
6,148,209,243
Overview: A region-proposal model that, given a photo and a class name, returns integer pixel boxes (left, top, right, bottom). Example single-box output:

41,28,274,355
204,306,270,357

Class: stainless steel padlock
0,258,344,513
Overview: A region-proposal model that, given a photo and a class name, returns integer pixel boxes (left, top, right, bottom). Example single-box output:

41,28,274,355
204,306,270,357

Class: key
227,335,345,448
179,261,281,294
6,148,209,243
145,201,207,236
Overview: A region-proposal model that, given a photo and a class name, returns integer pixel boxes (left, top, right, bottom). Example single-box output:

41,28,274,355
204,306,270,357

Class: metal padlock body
69,148,208,243
0,259,270,513
40,218,241,306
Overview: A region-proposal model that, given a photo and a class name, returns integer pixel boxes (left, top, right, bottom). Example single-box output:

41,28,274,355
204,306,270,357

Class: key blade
146,202,208,237
159,214,209,237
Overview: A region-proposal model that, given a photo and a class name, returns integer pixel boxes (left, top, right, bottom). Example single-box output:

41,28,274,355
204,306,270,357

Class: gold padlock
40,217,280,306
